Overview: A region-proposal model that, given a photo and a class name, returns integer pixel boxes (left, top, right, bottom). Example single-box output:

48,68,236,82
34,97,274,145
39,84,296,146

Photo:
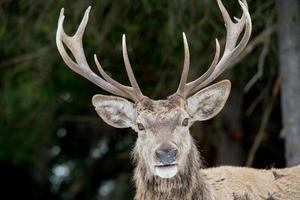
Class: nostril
155,149,165,159
169,148,177,157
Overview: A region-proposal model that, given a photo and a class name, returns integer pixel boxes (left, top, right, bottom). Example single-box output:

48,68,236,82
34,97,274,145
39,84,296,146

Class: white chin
155,165,178,179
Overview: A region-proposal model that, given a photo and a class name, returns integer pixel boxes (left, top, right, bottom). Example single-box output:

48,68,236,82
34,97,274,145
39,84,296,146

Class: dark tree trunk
276,0,300,166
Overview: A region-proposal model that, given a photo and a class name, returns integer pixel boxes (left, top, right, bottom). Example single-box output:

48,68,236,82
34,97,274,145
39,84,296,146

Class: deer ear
185,80,231,121
92,94,136,128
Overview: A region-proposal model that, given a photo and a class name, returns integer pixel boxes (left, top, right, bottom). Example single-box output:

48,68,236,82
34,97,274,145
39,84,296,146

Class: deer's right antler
56,7,144,102
174,0,252,99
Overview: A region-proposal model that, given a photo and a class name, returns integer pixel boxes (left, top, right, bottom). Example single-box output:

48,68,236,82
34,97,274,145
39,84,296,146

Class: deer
56,0,300,199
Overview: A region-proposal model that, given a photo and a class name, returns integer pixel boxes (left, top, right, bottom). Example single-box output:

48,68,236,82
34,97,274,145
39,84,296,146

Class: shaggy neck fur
133,141,209,200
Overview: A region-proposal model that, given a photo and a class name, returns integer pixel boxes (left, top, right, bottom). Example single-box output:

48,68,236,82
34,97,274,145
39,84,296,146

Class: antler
175,0,252,98
56,7,144,102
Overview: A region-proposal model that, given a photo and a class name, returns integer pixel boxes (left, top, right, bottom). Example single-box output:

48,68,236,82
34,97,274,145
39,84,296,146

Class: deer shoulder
202,165,300,199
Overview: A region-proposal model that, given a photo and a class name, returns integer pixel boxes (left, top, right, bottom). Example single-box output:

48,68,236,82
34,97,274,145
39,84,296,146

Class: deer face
92,80,231,179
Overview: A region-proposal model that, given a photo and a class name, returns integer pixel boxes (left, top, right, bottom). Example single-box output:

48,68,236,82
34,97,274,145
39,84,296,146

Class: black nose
155,145,178,165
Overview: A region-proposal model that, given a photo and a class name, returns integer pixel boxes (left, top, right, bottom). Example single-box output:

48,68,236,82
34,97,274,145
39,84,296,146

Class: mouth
154,164,178,179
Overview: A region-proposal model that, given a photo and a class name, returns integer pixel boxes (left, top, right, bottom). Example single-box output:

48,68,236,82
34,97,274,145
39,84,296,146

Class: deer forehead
136,99,187,129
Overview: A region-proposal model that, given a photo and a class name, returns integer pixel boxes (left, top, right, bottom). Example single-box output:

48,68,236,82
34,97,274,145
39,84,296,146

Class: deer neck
134,142,207,200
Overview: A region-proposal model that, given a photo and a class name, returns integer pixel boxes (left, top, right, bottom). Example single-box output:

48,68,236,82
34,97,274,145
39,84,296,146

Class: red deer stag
56,0,300,199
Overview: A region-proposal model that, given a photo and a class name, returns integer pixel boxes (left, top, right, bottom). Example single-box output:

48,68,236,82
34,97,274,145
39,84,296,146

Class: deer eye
137,123,145,131
182,118,189,126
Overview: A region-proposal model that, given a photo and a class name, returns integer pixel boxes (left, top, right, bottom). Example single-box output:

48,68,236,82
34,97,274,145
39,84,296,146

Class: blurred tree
276,0,300,166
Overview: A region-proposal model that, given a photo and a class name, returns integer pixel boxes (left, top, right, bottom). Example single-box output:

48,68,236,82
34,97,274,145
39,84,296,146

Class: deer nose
155,144,178,164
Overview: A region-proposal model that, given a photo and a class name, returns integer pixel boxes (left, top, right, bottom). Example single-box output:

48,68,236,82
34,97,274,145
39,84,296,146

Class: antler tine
56,7,144,102
94,55,144,102
176,35,220,98
183,39,220,96
176,32,190,96
94,55,132,92
93,35,145,102
220,0,248,52
174,0,251,98
231,0,252,58
122,35,143,95
56,7,92,72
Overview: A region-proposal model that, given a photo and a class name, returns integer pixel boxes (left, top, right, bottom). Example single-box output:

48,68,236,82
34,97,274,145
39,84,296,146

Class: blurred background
0,0,299,199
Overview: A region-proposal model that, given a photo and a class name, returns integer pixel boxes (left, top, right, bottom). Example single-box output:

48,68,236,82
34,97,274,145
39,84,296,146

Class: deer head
56,0,251,180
